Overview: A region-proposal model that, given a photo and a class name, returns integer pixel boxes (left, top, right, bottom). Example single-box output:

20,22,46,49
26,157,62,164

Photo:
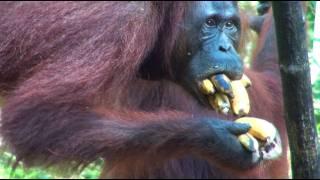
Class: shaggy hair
0,2,288,178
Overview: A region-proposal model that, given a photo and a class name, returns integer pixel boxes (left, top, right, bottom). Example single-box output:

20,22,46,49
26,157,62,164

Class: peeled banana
230,80,250,116
198,79,215,95
235,117,277,141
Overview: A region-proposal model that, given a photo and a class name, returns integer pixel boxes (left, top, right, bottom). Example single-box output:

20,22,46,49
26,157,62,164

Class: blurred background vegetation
0,1,319,179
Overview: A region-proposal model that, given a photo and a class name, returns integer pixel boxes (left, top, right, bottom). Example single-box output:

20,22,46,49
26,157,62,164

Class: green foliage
0,149,103,179
313,77,320,132
307,1,316,49
307,1,320,132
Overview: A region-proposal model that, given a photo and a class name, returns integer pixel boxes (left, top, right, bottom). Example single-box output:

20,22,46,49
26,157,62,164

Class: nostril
219,45,231,52
219,46,227,52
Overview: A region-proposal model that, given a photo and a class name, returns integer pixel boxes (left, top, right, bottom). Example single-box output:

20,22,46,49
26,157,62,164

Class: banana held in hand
235,117,282,160
238,133,259,152
198,79,215,95
208,94,230,115
235,117,277,141
210,74,233,98
230,80,250,116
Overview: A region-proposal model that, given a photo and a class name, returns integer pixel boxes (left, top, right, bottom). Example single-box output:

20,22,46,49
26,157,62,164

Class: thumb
227,122,251,135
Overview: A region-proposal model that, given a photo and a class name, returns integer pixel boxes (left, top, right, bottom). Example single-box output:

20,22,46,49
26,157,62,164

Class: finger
217,128,261,168
210,74,234,98
238,133,259,152
227,122,251,135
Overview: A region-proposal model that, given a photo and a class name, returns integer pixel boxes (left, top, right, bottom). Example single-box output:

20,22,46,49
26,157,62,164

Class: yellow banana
241,74,252,88
230,80,250,116
198,79,215,95
208,93,230,115
238,133,259,152
200,73,251,116
235,117,277,141
210,74,233,98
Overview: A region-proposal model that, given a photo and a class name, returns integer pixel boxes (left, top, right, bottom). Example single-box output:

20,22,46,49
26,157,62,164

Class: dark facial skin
173,1,243,106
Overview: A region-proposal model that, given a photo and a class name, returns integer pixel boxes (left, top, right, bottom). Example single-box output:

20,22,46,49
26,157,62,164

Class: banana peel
200,73,251,116
199,79,215,95
230,80,250,116
235,117,277,141
208,94,230,115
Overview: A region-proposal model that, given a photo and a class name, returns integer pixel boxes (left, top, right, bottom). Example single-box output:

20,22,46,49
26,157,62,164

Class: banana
235,117,277,141
198,73,252,116
238,133,259,152
236,117,282,160
198,79,215,95
208,93,230,115
210,74,233,98
230,80,250,116
241,74,252,88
